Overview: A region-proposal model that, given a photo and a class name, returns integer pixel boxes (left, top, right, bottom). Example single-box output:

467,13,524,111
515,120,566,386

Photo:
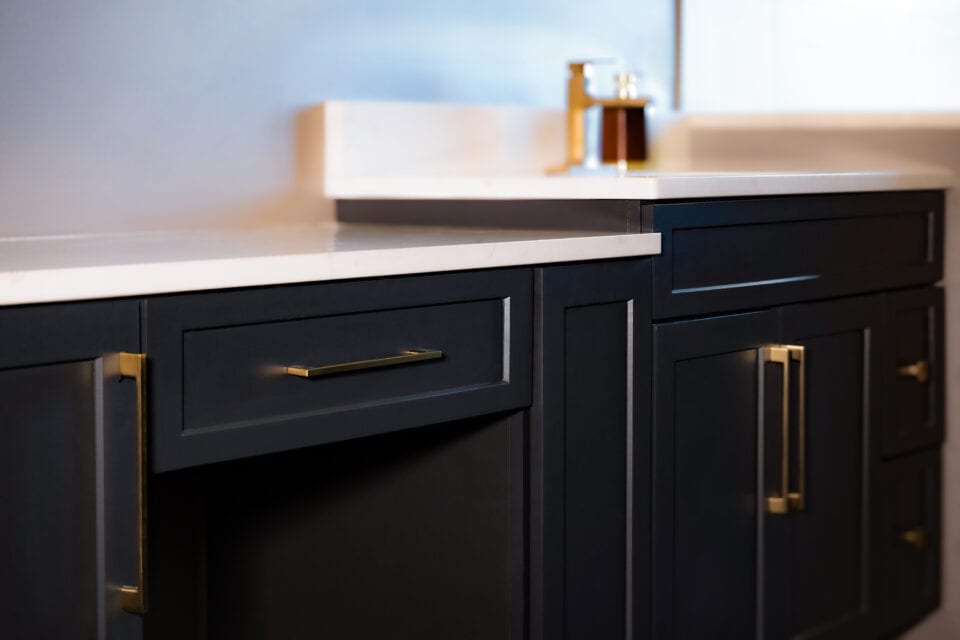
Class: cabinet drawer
877,450,941,636
146,270,532,471
883,287,945,458
643,191,944,319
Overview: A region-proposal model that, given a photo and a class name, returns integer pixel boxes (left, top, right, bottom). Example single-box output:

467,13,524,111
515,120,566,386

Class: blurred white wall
682,0,960,112
0,0,674,236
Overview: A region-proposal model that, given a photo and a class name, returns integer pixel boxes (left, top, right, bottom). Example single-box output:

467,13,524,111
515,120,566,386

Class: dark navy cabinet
645,191,945,640
0,300,143,640
0,190,946,639
532,260,652,640
142,269,535,639
652,296,886,639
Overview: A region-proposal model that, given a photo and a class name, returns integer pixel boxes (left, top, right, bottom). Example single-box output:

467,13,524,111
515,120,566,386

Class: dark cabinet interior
146,414,526,639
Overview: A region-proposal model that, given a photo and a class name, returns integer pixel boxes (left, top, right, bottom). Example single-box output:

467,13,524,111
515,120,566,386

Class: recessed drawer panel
643,191,944,319
883,287,945,457
877,450,941,636
146,270,532,471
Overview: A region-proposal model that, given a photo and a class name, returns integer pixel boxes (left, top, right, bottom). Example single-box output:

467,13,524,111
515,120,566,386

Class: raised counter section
312,102,954,201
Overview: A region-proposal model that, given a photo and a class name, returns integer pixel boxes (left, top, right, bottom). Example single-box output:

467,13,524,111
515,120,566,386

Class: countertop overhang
0,223,660,306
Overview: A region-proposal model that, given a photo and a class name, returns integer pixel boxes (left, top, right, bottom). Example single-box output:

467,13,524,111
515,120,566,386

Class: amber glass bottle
600,73,647,169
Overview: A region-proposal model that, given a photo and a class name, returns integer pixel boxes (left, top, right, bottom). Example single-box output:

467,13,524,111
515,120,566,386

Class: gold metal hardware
285,348,443,379
898,527,928,551
786,345,806,512
562,61,649,170
763,345,792,515
762,344,806,515
118,352,148,615
897,359,930,384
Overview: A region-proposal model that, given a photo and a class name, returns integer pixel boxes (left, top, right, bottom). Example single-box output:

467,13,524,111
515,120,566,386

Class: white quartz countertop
0,223,660,306
326,169,953,201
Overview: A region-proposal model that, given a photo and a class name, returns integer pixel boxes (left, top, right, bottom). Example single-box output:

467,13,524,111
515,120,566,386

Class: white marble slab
0,223,660,306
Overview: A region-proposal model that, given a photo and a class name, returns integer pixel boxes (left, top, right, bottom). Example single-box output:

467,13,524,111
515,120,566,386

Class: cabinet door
652,309,780,639
533,260,651,640
882,287,944,457
877,449,941,635
781,295,883,640
0,301,141,640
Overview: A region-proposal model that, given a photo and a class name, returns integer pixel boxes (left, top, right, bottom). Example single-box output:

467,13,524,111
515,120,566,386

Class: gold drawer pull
118,353,148,615
898,527,928,551
898,360,930,383
285,348,443,379
762,344,806,515
787,345,805,512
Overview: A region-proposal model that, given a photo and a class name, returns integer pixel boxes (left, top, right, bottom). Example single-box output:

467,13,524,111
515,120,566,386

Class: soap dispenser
558,61,650,174
601,72,648,171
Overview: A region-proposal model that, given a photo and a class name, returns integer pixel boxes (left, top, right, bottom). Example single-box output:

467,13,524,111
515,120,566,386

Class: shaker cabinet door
882,287,945,457
653,294,885,640
534,260,651,640
0,301,141,640
877,449,941,635
652,309,780,639
781,295,884,640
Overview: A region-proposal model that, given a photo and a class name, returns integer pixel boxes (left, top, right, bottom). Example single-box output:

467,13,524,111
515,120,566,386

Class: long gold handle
787,345,806,511
763,346,792,515
898,360,930,384
898,527,928,551
285,348,443,379
118,353,148,615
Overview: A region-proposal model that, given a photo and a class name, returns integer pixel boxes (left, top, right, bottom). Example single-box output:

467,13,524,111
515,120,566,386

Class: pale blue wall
0,0,674,235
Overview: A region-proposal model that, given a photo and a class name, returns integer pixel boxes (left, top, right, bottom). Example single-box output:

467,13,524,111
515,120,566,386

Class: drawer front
146,270,532,471
883,287,945,458
643,191,944,319
877,450,941,636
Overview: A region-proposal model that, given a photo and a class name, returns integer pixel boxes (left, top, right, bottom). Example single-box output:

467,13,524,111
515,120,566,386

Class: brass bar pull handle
763,346,791,515
787,345,806,512
118,353,148,615
898,527,928,551
285,348,443,379
897,360,930,383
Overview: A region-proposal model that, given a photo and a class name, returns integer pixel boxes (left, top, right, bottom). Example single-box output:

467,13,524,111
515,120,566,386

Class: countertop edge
0,232,661,306
325,171,953,201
